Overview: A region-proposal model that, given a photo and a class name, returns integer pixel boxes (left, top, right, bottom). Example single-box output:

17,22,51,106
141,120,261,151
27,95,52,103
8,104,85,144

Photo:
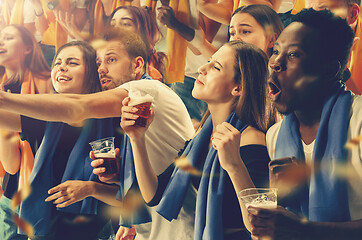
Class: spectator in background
196,0,283,25
0,24,51,240
108,6,167,82
305,0,361,94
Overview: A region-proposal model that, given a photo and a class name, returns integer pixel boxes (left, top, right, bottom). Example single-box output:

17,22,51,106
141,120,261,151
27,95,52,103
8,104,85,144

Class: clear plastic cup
238,188,277,209
128,89,153,127
89,137,117,174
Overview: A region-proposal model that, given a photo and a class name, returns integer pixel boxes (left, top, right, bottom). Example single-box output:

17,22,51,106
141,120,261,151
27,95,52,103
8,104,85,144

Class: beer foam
95,152,115,158
128,90,153,107
245,201,277,209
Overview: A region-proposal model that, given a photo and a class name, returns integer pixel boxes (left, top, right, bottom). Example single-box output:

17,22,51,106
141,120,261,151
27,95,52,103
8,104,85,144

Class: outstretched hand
45,180,93,208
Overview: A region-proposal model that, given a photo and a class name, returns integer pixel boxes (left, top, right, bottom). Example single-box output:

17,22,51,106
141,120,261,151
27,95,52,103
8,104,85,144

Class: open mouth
0,49,6,54
101,78,111,86
57,76,71,82
268,77,281,101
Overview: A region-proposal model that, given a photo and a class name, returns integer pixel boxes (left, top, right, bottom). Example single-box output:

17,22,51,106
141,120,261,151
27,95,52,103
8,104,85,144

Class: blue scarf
115,135,152,227
275,81,352,222
157,112,248,240
19,118,114,236
115,73,154,226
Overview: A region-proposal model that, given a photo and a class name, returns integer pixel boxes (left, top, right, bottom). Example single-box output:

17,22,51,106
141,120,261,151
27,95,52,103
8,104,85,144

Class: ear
24,45,32,56
348,4,359,25
322,60,341,79
231,85,241,97
132,56,145,79
267,32,278,50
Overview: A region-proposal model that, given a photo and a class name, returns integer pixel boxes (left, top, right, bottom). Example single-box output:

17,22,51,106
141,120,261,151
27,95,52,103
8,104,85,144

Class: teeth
58,77,70,82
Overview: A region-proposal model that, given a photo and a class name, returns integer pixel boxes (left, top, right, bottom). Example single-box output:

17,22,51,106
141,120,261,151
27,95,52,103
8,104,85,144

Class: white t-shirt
133,184,196,240
120,79,194,175
119,79,195,239
266,95,362,221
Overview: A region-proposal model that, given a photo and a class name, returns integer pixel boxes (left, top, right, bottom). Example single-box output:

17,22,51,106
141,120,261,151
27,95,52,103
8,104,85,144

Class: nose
269,56,285,73
98,61,108,75
58,63,67,72
198,62,210,75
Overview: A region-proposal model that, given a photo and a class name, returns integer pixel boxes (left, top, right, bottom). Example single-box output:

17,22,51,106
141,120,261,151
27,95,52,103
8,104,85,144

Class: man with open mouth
247,8,362,240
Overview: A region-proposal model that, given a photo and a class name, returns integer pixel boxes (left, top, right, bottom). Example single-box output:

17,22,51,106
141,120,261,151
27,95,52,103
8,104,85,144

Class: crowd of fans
0,0,361,240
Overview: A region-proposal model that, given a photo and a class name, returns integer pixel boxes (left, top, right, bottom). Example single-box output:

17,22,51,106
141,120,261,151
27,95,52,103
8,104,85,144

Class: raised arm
120,97,158,203
0,131,21,175
46,180,122,207
0,88,128,124
197,0,281,25
197,0,234,25
212,124,268,232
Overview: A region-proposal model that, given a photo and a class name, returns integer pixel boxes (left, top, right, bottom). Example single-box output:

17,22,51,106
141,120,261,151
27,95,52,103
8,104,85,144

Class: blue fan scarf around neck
157,111,248,240
275,81,352,222
114,72,156,227
116,135,152,227
19,118,114,236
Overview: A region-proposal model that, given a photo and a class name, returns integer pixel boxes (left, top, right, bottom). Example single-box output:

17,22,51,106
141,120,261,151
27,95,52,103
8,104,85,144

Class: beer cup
128,90,153,127
89,137,118,175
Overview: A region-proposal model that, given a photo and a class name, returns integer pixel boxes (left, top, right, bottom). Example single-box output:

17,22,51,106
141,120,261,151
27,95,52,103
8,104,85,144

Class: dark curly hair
291,9,354,79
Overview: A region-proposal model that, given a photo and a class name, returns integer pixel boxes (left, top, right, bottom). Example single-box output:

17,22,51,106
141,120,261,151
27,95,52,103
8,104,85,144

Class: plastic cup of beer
128,90,153,127
238,188,277,209
89,137,118,175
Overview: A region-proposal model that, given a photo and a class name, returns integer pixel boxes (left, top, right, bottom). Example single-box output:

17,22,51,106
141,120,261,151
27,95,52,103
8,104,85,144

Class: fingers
52,195,70,205
214,122,240,137
269,157,295,167
55,199,74,208
211,122,240,148
248,207,274,219
122,96,131,106
99,173,118,184
45,191,64,202
248,207,275,239
48,183,64,195
89,150,96,160
121,104,140,128
269,157,296,176
115,148,120,159
122,112,139,121
147,109,155,125
91,158,104,168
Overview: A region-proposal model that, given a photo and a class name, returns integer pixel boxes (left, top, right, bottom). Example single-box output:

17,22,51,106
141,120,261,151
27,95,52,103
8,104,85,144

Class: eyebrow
274,42,304,48
55,57,80,61
230,23,253,29
105,51,118,57
213,60,224,68
120,17,133,21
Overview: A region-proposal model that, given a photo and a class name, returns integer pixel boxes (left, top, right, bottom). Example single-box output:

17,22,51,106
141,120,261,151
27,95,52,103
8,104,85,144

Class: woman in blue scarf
0,41,116,239
119,40,274,239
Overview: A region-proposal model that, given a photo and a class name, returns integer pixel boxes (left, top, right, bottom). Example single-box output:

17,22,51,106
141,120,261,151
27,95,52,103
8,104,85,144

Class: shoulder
349,95,362,134
351,95,362,117
240,126,266,147
33,75,52,94
265,121,282,158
